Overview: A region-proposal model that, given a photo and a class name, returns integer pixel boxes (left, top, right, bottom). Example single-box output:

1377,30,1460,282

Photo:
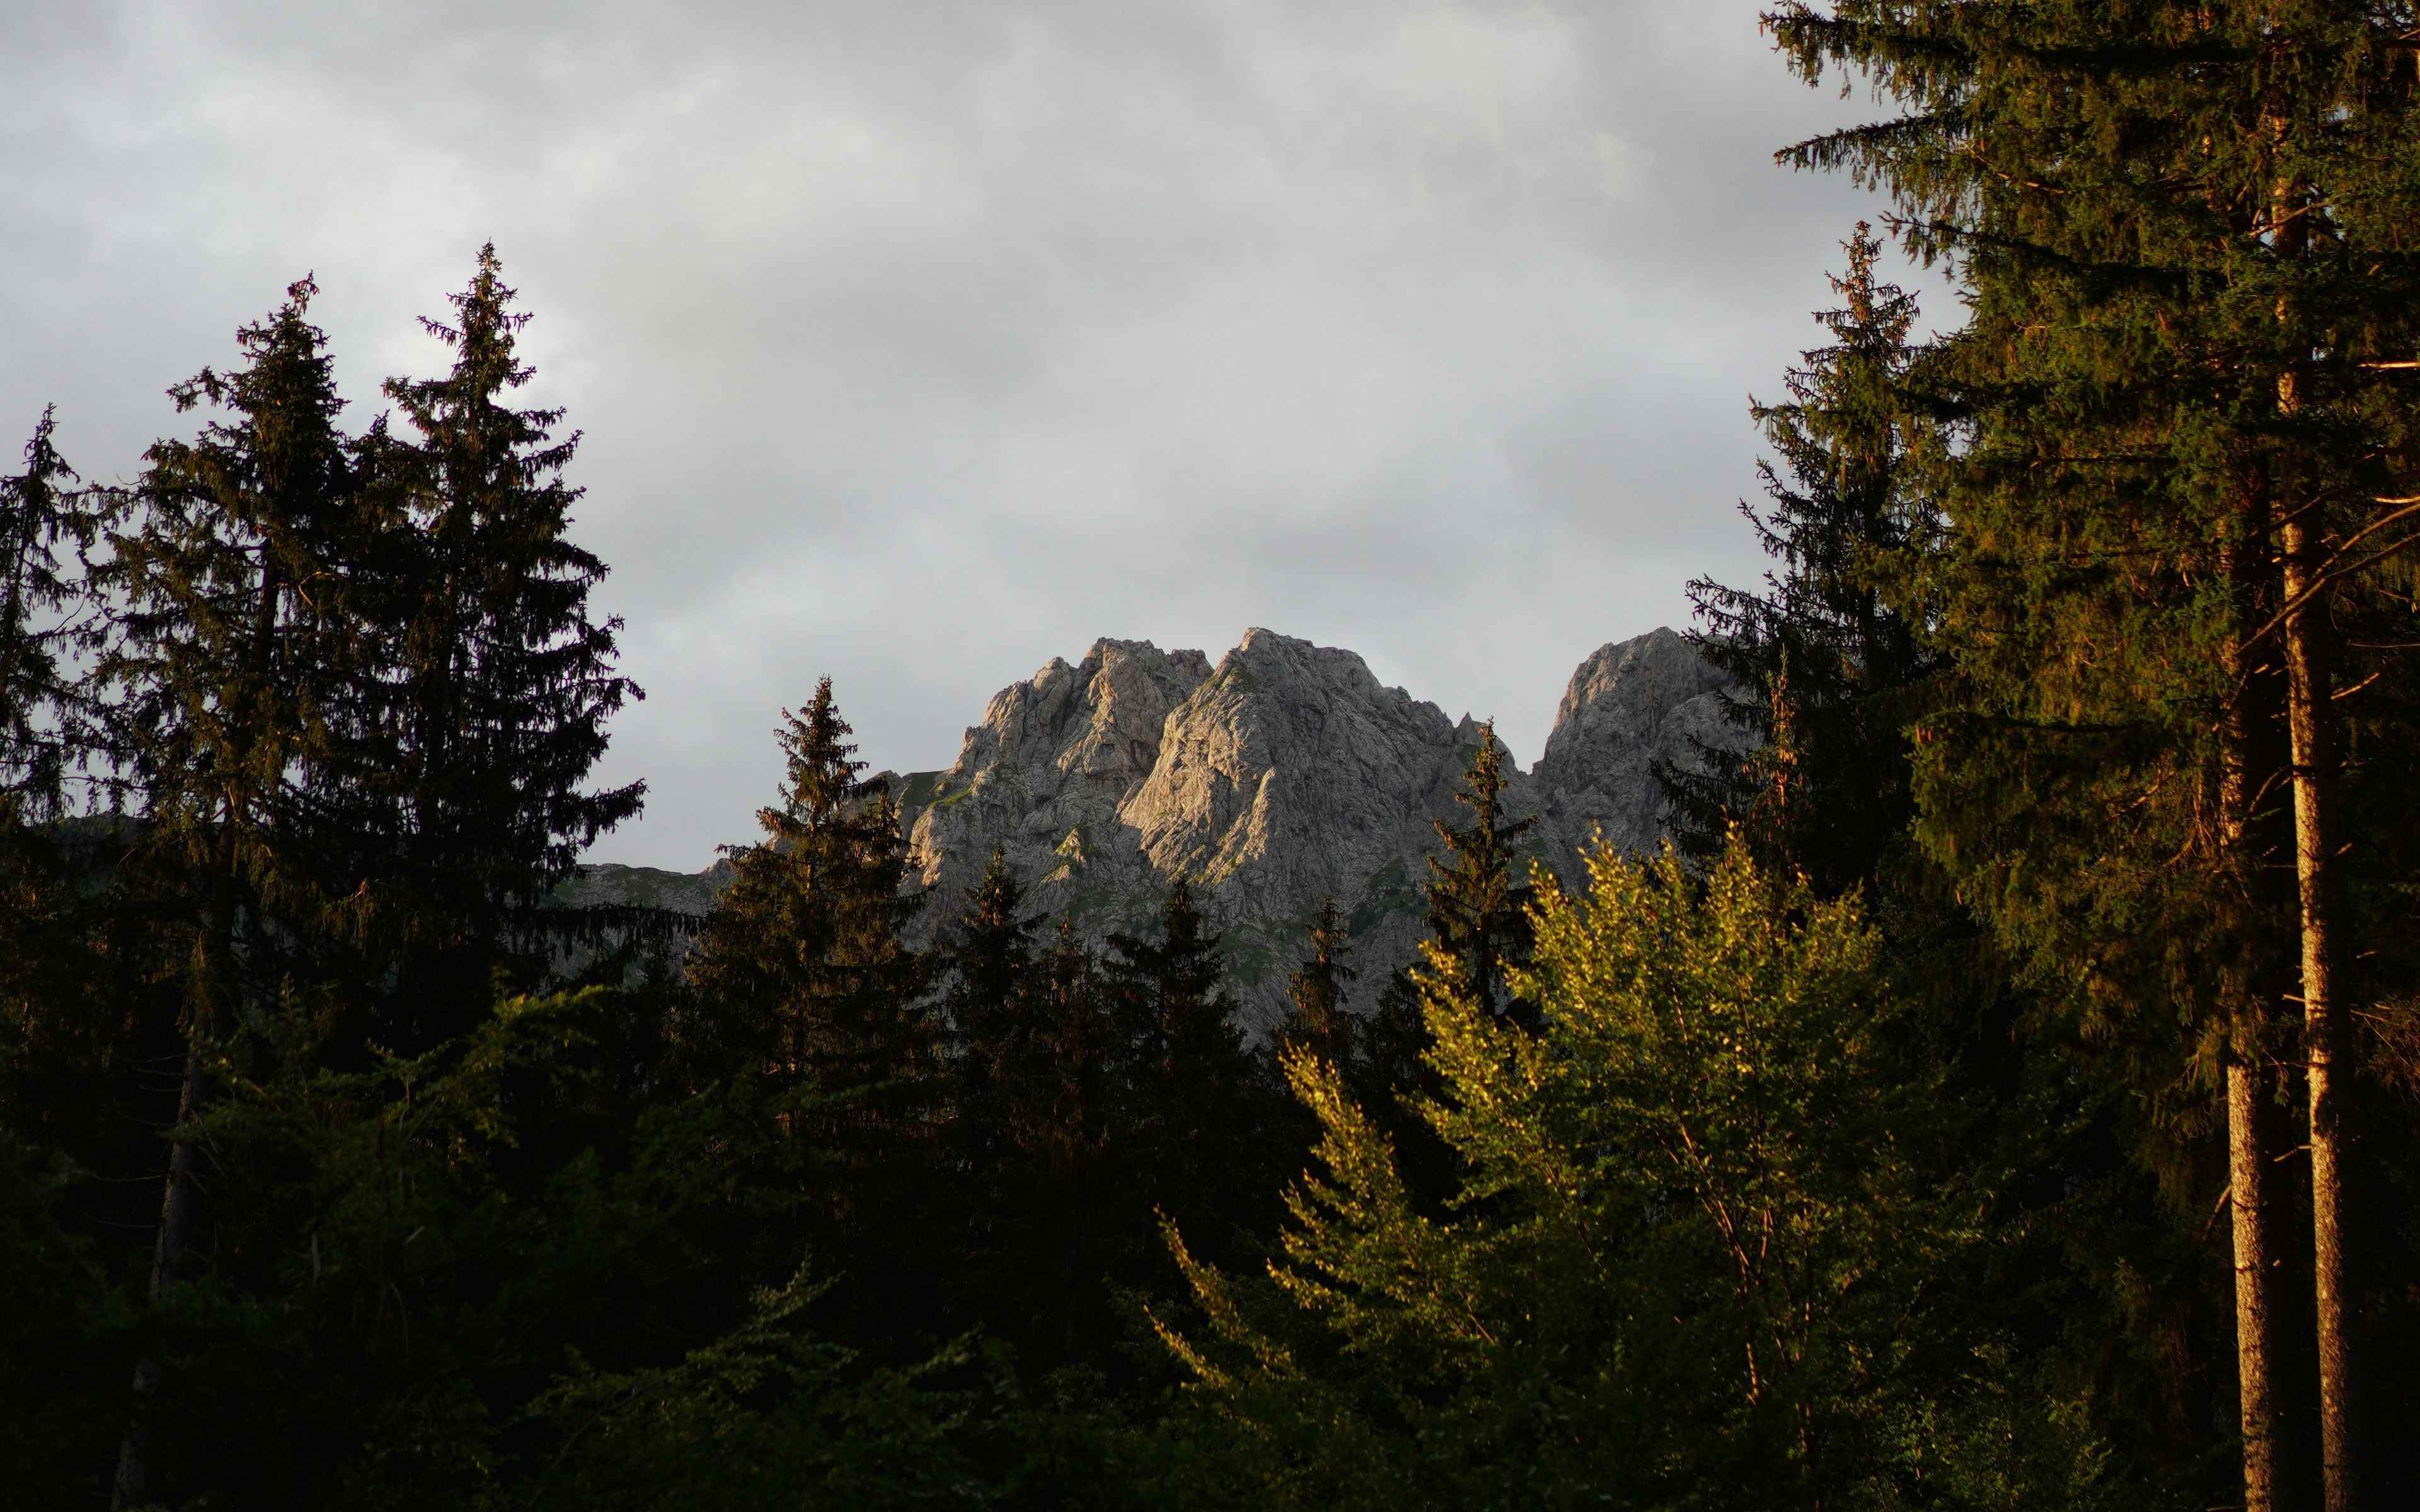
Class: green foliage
1420,726,1535,1024
90,983,978,1508
0,406,98,820
0,1129,132,1503
1669,224,1938,896
360,244,647,1045
1276,898,1354,1069
505,1267,986,1512
689,677,933,1101
1159,837,2127,1511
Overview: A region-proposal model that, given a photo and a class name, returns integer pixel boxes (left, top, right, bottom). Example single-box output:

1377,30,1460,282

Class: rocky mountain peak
1533,627,1736,857
575,626,1738,1033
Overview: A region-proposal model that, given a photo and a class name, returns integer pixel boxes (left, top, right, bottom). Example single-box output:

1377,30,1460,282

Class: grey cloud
3,0,1924,867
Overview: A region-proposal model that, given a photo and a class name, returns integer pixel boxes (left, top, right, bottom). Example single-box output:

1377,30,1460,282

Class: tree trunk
2268,93,2359,1506
2227,1055,2286,1512
2221,506,2288,1512
2278,498,2357,1512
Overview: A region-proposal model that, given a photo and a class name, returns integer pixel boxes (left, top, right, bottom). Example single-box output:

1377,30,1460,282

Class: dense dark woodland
6,6,2420,1509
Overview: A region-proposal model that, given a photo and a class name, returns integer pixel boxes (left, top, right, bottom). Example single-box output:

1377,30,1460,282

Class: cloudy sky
3,1,1919,869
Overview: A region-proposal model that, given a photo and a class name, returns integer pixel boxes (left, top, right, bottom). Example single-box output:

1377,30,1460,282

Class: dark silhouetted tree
94,276,379,1508
373,243,644,1041
1277,897,1356,1071
0,408,98,820
1424,725,1536,1026
1666,224,1937,896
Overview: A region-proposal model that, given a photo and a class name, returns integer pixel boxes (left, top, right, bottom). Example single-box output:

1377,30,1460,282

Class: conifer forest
9,6,2420,1509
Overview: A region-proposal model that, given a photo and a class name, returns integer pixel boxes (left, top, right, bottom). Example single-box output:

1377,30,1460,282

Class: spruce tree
688,678,931,1115
1668,225,1937,895
1105,878,1242,1093
1105,879,1260,1261
684,680,940,1354
1022,919,1117,1366
0,408,98,820
375,244,643,1038
93,276,376,1508
940,845,1040,1177
1767,7,2420,1505
1278,898,1356,1070
1424,725,1536,1025
0,409,110,1144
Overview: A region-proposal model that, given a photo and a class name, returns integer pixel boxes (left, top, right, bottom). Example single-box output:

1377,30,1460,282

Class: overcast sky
2,1,1922,869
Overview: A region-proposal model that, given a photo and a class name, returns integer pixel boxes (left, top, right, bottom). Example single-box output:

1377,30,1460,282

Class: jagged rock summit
576,626,1735,1030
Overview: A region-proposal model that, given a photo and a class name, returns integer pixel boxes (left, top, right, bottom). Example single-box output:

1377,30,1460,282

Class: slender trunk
2279,496,2357,1511
2222,504,2288,1512
2267,92,2359,1506
2228,1055,2286,1512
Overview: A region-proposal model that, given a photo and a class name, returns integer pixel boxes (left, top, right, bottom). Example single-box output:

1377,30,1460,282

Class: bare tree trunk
2228,1055,2286,1512
2221,507,2288,1512
2266,84,2360,1503
2278,496,2358,1512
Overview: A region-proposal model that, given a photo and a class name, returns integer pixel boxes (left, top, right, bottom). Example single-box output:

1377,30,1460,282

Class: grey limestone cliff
567,626,1737,1031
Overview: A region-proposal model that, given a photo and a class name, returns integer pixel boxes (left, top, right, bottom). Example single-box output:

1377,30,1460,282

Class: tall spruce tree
1768,6,2420,1506
0,408,134,1271
684,680,940,1354
94,277,377,1508
376,244,643,1038
0,408,106,1124
1105,879,1242,1094
1669,225,1938,895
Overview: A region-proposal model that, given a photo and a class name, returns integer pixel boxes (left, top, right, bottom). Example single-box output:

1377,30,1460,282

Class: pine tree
93,276,377,1508
1277,898,1356,1070
1766,7,2420,1505
0,408,98,821
1105,879,1260,1262
688,679,931,1116
1424,725,1536,1025
1668,225,1937,895
374,244,644,1040
1021,919,1117,1366
940,845,1040,1177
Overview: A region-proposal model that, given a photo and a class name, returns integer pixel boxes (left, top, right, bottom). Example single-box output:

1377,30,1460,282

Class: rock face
568,626,1737,1033
1531,628,1737,860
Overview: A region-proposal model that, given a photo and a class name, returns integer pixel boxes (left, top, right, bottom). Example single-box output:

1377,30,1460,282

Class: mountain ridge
572,626,1736,1029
